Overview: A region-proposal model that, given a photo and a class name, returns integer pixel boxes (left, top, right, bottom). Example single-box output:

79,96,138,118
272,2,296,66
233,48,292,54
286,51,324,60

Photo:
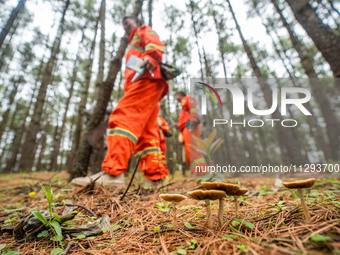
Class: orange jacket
124,25,168,96
178,95,198,131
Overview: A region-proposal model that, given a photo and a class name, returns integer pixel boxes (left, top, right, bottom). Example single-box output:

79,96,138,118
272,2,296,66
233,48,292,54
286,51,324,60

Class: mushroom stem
171,202,177,225
205,199,212,229
218,198,224,228
297,188,311,223
234,196,239,216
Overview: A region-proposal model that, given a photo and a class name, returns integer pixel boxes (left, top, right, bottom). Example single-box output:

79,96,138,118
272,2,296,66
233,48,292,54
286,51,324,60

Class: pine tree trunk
91,0,107,173
0,0,27,49
4,64,42,173
18,0,70,171
49,26,86,172
273,0,339,160
95,0,106,100
285,0,340,78
227,0,308,164
35,130,47,172
210,7,243,167
0,18,20,72
70,19,99,169
189,0,204,80
70,0,144,179
258,6,332,160
0,81,19,146
148,0,153,27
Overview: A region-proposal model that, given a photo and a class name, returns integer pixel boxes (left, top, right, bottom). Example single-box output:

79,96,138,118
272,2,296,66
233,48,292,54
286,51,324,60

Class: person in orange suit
175,91,207,176
72,16,168,186
155,116,172,171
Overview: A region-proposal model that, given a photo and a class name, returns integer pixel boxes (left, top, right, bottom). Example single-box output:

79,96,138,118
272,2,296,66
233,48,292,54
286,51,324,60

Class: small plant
184,222,195,229
186,239,198,250
32,184,65,252
154,202,171,212
236,244,248,253
222,234,238,241
175,248,187,255
231,219,254,230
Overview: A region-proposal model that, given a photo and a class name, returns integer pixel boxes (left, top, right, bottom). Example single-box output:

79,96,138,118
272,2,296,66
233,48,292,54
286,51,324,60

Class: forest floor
0,171,339,255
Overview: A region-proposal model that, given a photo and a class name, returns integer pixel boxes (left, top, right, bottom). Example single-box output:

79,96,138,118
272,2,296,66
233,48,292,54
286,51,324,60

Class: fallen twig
57,203,97,218
120,155,141,201
63,236,75,255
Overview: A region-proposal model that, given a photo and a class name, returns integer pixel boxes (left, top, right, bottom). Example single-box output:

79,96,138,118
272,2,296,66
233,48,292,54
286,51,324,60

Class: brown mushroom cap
159,194,187,203
187,190,226,200
201,182,240,195
235,188,248,196
282,178,316,189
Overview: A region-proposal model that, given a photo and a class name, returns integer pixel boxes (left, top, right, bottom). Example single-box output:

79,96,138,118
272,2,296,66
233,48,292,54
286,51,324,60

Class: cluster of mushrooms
160,182,248,229
159,178,316,229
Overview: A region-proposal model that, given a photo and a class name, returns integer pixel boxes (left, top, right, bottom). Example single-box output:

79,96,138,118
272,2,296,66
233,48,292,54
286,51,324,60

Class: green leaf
154,226,160,231
231,219,254,230
222,235,233,241
184,222,195,229
53,213,61,223
188,239,198,249
32,211,48,226
87,236,96,240
3,251,22,255
50,220,62,237
236,244,248,252
175,248,187,255
75,235,86,239
155,202,164,208
50,235,63,242
37,230,49,237
4,217,16,224
310,235,330,242
166,224,174,228
160,208,170,212
50,247,64,255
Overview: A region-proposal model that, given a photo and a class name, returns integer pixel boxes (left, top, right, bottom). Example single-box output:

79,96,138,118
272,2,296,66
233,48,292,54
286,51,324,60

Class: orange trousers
159,138,167,172
183,124,207,176
102,79,168,181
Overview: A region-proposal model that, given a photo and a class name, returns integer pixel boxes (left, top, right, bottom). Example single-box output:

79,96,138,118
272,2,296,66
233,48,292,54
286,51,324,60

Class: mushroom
282,178,316,223
232,188,248,216
159,194,186,225
201,182,240,227
187,190,226,229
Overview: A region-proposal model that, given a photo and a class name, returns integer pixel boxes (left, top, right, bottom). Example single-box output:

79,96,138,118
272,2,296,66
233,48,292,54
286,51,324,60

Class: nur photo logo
194,79,312,128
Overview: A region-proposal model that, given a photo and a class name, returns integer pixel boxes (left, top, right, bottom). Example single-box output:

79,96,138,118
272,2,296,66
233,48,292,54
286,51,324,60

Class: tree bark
18,0,70,171
285,0,340,78
0,0,27,49
70,0,144,179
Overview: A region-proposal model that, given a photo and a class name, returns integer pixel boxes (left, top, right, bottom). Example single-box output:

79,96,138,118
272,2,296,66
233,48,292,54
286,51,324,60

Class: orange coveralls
102,25,168,181
155,116,169,171
178,95,207,175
